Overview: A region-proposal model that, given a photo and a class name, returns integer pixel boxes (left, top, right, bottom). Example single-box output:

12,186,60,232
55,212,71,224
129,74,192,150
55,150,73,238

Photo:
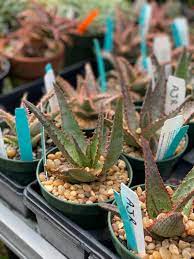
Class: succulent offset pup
111,51,194,155
24,80,124,184
0,92,53,158
55,63,120,129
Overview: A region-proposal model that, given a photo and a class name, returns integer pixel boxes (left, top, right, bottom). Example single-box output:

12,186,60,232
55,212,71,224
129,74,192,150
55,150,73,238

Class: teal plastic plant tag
120,184,145,255
103,16,114,53
114,191,137,252
15,108,33,161
164,125,189,159
93,39,107,93
171,18,189,47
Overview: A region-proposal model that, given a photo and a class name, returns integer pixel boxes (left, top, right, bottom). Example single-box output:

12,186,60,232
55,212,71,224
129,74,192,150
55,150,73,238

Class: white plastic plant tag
164,64,172,80
0,128,7,158
44,64,59,113
165,75,186,115
153,35,171,64
156,115,184,161
173,17,189,47
121,184,145,255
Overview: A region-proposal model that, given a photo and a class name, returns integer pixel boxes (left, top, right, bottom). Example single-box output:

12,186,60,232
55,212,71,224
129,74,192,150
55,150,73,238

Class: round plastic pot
187,122,194,150
0,57,10,90
0,155,39,186
36,147,133,229
6,41,65,80
65,33,103,65
108,184,176,259
124,135,188,185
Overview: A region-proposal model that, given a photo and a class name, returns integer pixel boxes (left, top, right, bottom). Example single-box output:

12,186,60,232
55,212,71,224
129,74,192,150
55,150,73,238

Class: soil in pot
109,185,194,259
123,136,188,185
37,148,133,229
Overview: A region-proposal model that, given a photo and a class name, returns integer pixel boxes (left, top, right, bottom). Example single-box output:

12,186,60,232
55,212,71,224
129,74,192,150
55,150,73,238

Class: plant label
15,108,33,161
77,9,99,34
139,3,152,36
153,35,171,64
104,16,114,53
120,184,146,255
156,115,184,161
0,128,7,158
164,125,189,159
114,191,137,252
94,39,107,92
44,64,59,113
165,75,186,115
172,18,189,47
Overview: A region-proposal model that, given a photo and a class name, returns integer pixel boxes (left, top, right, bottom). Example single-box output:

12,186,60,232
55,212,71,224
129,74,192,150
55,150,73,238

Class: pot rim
0,154,39,164
36,146,133,207
4,41,64,63
124,134,188,164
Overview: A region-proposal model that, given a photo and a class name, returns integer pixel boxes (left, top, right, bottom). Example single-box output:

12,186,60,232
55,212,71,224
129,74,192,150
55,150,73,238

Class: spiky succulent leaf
54,81,87,153
142,96,193,139
140,66,166,126
142,138,172,219
63,167,99,183
102,98,123,173
85,63,99,94
0,109,15,129
148,212,185,238
99,203,119,214
72,137,90,167
56,76,76,99
175,48,191,81
114,57,139,131
87,113,104,167
172,167,194,216
24,100,84,167
174,190,194,214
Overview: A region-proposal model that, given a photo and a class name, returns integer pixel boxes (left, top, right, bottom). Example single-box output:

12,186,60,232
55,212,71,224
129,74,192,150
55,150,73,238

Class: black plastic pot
187,122,194,150
0,60,97,113
0,154,38,185
36,147,133,229
66,34,104,66
0,171,32,217
24,180,119,259
124,135,189,185
0,57,10,91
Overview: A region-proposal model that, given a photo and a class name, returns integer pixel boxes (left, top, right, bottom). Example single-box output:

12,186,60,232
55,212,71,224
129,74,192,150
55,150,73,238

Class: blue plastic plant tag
114,191,137,252
103,16,114,53
45,63,52,73
171,18,189,47
164,125,189,159
15,108,33,161
120,184,145,255
93,39,107,92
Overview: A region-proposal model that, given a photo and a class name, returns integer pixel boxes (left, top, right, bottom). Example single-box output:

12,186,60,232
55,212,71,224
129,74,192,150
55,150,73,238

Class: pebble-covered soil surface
39,151,129,204
111,186,194,259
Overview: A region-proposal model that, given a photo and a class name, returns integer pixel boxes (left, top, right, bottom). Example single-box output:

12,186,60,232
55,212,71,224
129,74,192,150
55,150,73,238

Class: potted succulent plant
105,138,194,259
108,56,194,184
0,1,78,80
54,63,120,130
24,81,133,229
0,92,53,185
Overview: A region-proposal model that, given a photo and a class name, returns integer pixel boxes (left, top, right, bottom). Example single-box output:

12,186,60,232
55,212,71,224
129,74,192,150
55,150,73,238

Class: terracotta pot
6,41,65,80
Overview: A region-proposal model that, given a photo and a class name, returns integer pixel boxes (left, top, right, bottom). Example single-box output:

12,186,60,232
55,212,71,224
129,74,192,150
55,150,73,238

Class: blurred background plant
0,0,27,36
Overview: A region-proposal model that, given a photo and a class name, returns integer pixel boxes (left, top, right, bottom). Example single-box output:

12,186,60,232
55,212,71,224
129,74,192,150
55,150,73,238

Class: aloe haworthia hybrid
109,50,194,154
55,63,120,126
0,92,53,148
24,80,123,183
101,137,194,239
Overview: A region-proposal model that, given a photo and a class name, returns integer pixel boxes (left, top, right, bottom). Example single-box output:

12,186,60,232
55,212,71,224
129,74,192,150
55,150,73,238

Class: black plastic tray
24,181,119,259
0,172,32,217
0,59,96,113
